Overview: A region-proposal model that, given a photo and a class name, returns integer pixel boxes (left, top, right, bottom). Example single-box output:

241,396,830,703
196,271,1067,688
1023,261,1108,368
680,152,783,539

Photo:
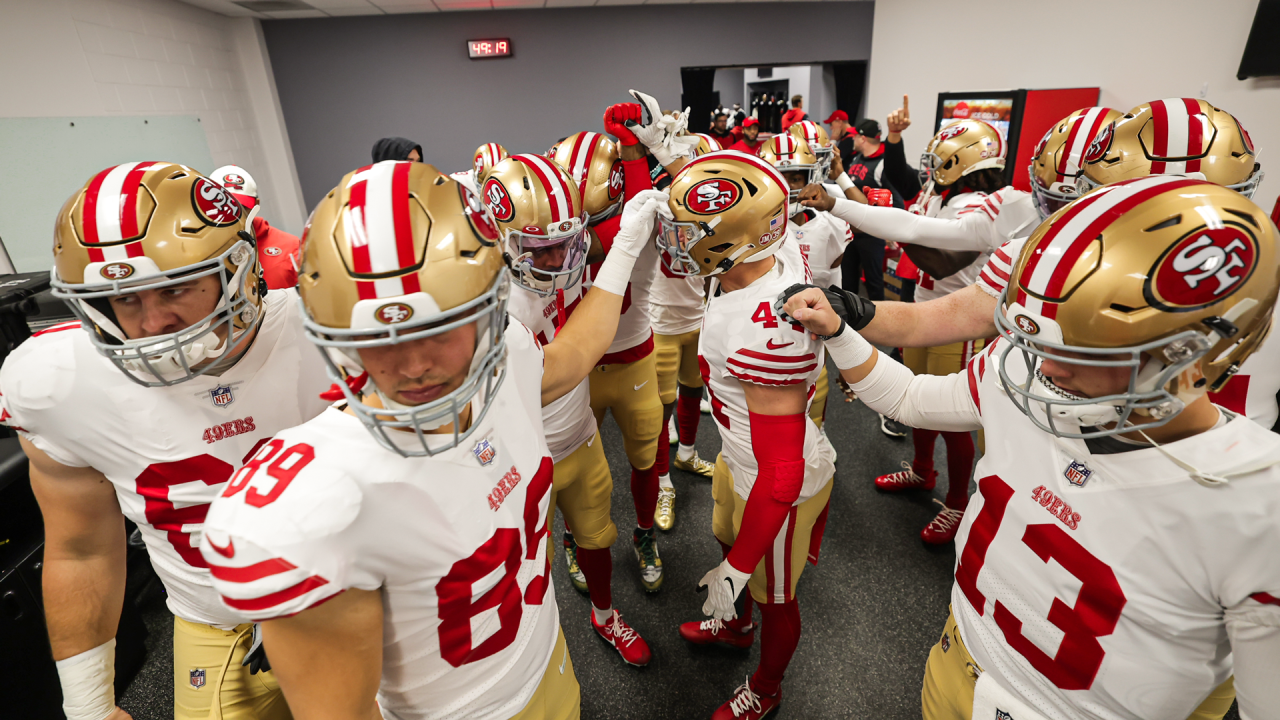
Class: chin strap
1135,418,1280,488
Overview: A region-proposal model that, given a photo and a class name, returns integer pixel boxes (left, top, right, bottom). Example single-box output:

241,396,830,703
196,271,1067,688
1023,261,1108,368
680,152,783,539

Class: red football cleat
875,460,937,492
921,501,965,545
711,677,780,719
593,610,652,666
678,618,755,649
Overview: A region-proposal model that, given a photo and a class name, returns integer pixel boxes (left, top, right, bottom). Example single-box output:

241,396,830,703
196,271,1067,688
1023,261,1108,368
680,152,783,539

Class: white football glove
591,189,671,295
627,90,702,166
698,559,752,621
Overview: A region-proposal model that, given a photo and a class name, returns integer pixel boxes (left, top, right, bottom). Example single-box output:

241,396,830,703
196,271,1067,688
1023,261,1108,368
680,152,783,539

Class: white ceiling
178,0,864,18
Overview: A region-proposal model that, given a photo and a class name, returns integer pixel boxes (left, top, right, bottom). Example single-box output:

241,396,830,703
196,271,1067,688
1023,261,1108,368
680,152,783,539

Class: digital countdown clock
467,39,512,59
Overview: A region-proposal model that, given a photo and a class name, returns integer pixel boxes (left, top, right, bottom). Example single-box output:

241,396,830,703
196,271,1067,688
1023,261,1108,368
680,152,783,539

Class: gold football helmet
1028,107,1123,219
789,120,833,176
551,131,624,223
50,161,262,386
483,153,589,296
996,176,1277,441
299,160,507,457
919,119,1006,188
1076,98,1263,199
472,143,509,176
690,133,723,156
758,134,822,214
657,151,790,276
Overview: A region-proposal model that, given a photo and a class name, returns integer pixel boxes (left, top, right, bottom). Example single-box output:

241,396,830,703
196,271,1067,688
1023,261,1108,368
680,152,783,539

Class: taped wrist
824,324,876,371
57,639,116,720
835,173,855,192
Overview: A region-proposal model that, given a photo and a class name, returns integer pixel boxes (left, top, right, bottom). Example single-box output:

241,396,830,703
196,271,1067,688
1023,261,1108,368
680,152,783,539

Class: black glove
775,283,877,334
241,623,271,675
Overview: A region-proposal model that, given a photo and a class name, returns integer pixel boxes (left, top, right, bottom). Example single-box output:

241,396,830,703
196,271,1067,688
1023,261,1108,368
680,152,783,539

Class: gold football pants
654,328,704,405
589,352,663,471
550,430,616,550
509,628,581,720
173,616,291,720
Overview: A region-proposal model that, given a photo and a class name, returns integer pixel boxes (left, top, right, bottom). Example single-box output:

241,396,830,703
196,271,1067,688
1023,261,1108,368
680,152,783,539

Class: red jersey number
956,474,1127,690
436,457,555,667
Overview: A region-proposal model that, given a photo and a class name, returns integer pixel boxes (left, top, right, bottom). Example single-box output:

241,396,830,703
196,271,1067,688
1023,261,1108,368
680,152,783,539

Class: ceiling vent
232,1,315,11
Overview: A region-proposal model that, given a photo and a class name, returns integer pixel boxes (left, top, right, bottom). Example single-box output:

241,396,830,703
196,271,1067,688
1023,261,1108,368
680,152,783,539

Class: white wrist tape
57,639,116,720
835,173,855,192
591,244,639,296
824,324,875,370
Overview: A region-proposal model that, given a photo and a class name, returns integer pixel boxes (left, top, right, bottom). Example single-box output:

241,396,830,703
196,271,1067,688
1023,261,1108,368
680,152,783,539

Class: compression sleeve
621,157,652,201
829,198,994,252
725,412,807,575
848,350,982,432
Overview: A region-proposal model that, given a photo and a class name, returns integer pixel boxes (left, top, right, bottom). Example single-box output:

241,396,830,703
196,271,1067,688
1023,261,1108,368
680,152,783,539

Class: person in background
781,95,807,131
732,103,746,128
708,111,736,148
370,136,422,163
840,119,903,303
210,165,301,289
728,117,764,154
825,110,854,173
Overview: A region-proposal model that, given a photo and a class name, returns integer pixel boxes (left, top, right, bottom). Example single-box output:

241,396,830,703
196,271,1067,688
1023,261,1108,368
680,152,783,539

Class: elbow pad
748,411,807,504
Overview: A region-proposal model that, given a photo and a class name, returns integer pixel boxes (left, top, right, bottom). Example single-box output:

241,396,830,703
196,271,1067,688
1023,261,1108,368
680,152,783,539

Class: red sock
941,431,975,510
631,464,658,529
575,546,613,612
912,428,940,476
676,391,701,445
751,600,801,696
654,439,670,477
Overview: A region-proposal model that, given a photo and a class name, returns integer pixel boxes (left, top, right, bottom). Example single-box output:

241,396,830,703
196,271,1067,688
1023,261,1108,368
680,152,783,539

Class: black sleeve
882,139,921,199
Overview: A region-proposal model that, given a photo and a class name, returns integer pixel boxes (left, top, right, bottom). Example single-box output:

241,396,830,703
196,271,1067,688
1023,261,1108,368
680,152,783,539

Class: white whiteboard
0,115,214,273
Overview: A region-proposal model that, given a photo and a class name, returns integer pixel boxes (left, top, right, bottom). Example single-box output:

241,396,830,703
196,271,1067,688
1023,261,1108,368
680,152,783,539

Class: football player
475,142,510,176
782,176,1279,720
815,100,1279,432
0,162,331,720
659,151,836,720
210,164,301,289
759,133,854,435
801,118,1039,543
200,161,668,719
483,151,651,666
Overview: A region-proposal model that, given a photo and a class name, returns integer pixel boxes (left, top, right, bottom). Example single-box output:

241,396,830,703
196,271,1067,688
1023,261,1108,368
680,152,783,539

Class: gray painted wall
262,2,874,207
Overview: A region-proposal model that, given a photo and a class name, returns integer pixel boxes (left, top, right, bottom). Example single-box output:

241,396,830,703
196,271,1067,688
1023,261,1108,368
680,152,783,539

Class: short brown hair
791,95,803,107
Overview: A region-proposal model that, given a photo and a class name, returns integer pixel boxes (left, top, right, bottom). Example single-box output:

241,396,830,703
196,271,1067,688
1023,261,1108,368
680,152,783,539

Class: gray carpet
118,367,1241,719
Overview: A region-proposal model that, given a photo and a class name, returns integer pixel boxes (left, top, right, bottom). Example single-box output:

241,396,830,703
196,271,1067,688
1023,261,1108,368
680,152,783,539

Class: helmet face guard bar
302,273,511,458
503,216,589,297
1029,172,1080,220
50,239,259,387
992,291,1211,440
656,215,712,277
1076,165,1266,200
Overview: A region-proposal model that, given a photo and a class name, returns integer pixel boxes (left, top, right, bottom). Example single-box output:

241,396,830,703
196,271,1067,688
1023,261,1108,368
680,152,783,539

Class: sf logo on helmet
100,263,135,280
937,124,968,143
685,179,741,214
1083,122,1114,164
1148,226,1258,311
375,302,414,325
482,178,514,222
473,155,485,175
608,161,624,201
193,177,243,226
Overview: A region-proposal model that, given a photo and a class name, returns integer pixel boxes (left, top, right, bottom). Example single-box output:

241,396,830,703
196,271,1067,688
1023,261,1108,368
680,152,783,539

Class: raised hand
886,94,911,142
798,184,836,212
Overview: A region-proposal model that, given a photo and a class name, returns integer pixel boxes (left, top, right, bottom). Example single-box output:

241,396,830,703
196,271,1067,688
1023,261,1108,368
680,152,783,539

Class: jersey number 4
436,457,555,668
955,474,1127,691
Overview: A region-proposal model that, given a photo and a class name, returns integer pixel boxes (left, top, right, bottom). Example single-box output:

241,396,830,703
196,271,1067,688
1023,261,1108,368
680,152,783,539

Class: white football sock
658,473,673,489
677,444,695,462
593,605,612,625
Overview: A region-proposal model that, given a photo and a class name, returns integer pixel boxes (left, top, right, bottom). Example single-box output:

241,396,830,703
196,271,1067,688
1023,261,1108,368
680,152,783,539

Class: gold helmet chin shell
1078,98,1261,195
1007,177,1278,398
665,151,790,276
299,161,503,330
924,119,1007,187
550,131,623,220
55,161,255,287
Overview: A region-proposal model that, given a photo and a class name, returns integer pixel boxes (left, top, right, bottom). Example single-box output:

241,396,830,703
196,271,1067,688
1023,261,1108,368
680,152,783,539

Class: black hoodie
371,136,423,163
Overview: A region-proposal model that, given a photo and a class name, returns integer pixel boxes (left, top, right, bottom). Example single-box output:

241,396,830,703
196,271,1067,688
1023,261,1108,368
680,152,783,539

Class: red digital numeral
751,301,779,328
134,455,235,567
436,459,555,667
955,474,1127,691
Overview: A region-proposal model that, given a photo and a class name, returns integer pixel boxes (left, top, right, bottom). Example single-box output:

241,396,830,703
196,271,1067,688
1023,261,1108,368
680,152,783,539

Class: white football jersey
793,210,852,290
585,221,658,360
909,187,1036,303
201,321,559,720
950,337,1280,720
507,282,596,462
648,264,705,336
699,238,835,502
978,237,1280,429
0,290,330,627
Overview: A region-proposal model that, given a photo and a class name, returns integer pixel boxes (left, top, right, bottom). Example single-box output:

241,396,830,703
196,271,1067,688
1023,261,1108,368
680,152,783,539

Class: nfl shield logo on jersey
1064,460,1092,488
189,668,206,689
940,632,951,653
995,711,1015,720
209,385,234,408
473,439,496,467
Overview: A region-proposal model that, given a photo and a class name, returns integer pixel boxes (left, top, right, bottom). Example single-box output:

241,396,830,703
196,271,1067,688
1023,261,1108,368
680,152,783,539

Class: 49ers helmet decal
1028,107,1124,219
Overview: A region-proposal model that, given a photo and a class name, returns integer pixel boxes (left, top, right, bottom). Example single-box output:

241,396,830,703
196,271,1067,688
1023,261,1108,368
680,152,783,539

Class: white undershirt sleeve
829,198,993,252
847,352,983,432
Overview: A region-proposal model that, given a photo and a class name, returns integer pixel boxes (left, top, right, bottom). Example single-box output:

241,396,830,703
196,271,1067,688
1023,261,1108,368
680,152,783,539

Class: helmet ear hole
743,179,759,196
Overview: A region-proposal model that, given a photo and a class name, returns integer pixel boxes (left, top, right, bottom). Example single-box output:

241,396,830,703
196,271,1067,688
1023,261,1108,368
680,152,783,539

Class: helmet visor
504,216,588,296
656,215,707,276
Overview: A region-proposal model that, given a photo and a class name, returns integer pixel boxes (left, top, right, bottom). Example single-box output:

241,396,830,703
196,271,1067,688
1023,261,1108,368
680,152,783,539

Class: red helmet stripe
81,166,113,249
513,154,576,221
1054,112,1087,180
1182,97,1204,174
389,161,421,295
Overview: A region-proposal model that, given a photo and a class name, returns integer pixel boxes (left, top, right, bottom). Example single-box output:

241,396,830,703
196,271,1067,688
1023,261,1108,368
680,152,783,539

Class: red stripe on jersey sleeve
994,247,1012,264
209,557,299,584
1251,591,1280,606
736,349,817,364
222,574,332,613
726,357,819,376
727,368,806,386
